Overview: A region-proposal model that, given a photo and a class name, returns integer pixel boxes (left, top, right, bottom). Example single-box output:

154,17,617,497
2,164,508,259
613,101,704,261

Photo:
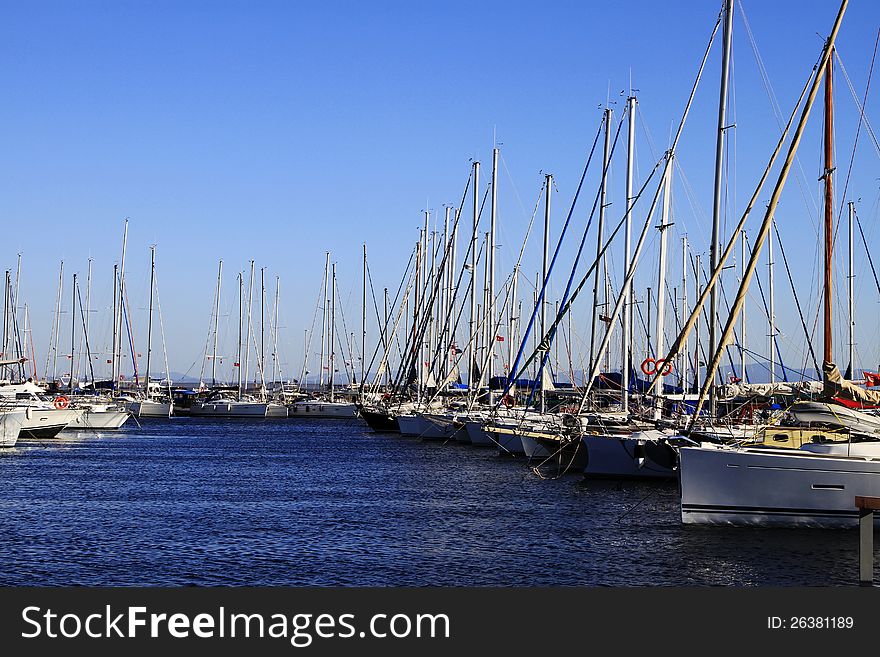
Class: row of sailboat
2,0,876,529
356,0,880,528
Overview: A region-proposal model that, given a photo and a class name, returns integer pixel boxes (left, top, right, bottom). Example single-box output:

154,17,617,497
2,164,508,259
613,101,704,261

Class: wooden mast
823,48,835,366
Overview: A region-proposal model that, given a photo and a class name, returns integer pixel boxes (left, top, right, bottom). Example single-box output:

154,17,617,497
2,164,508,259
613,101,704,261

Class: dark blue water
0,417,868,586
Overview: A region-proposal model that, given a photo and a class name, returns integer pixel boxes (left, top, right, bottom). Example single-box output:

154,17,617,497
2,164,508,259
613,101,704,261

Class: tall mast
260,266,266,389
488,147,498,399
848,201,855,377
361,242,367,392
69,272,76,394
654,153,673,418
421,211,429,397
319,252,329,389
116,219,129,392
441,208,450,384
694,254,701,390
590,108,612,372
237,272,243,399
51,260,64,385
709,0,734,401
244,260,254,392
768,223,776,384
680,237,688,392
823,49,835,366
740,230,747,381
383,287,390,388
145,245,156,396
83,257,92,385
622,95,637,412
541,172,552,413
211,260,222,386
330,262,337,402
272,277,280,387
469,160,480,394
111,263,117,389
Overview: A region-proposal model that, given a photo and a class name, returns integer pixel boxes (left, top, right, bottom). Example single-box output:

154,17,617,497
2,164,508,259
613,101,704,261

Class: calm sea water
0,417,868,586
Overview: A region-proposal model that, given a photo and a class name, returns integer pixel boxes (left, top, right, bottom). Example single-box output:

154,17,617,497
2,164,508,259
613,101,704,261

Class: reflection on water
0,417,868,586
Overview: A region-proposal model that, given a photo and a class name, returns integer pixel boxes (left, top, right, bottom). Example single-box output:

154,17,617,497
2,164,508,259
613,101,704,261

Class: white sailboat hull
582,431,677,479
287,401,355,418
127,400,173,417
0,410,26,447
190,401,269,417
465,420,497,447
20,408,83,438
679,444,880,527
68,410,131,430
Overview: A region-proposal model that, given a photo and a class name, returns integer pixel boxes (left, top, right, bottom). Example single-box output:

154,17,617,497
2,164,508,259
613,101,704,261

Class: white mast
272,276,280,388
591,109,612,373
211,260,223,386
244,260,255,392
768,223,776,384
330,262,337,402
319,252,330,389
237,272,243,399
50,260,64,385
361,243,367,391
740,230,747,381
488,147,498,400
680,237,688,392
145,245,155,396
709,0,734,403
69,272,76,394
116,219,129,392
622,95,637,413
541,173,552,413
468,161,480,394
654,153,673,419
848,201,855,378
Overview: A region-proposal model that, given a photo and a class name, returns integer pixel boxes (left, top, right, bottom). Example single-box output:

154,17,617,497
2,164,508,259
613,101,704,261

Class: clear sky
1,0,878,385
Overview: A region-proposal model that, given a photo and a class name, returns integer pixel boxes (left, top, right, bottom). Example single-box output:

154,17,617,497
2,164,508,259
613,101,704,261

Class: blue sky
1,0,878,384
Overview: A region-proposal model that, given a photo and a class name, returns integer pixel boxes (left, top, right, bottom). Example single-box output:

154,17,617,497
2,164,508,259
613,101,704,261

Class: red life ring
640,358,656,376
53,396,69,410
655,358,673,376
501,394,514,408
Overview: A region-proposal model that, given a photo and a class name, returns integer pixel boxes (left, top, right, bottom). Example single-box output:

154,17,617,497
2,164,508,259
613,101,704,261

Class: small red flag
233,362,240,367
495,335,505,342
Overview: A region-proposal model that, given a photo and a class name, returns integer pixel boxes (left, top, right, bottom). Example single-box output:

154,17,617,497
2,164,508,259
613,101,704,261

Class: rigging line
746,229,790,383
854,209,880,296
702,261,741,381
509,150,665,391
525,113,628,408
75,281,96,389
835,45,880,161
501,112,609,404
153,270,173,400
738,0,819,220
300,258,328,387
834,35,880,222
773,221,821,375
645,39,819,399
430,180,545,401
395,183,481,396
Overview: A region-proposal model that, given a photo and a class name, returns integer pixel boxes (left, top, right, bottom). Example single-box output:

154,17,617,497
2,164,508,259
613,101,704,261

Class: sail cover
823,361,880,407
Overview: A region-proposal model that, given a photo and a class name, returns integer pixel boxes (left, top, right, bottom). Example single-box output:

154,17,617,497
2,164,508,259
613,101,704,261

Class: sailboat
125,246,173,418
678,2,880,527
288,258,357,419
190,262,288,418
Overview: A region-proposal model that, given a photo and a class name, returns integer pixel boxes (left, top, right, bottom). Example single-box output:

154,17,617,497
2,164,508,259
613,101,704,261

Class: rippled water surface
0,417,869,586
